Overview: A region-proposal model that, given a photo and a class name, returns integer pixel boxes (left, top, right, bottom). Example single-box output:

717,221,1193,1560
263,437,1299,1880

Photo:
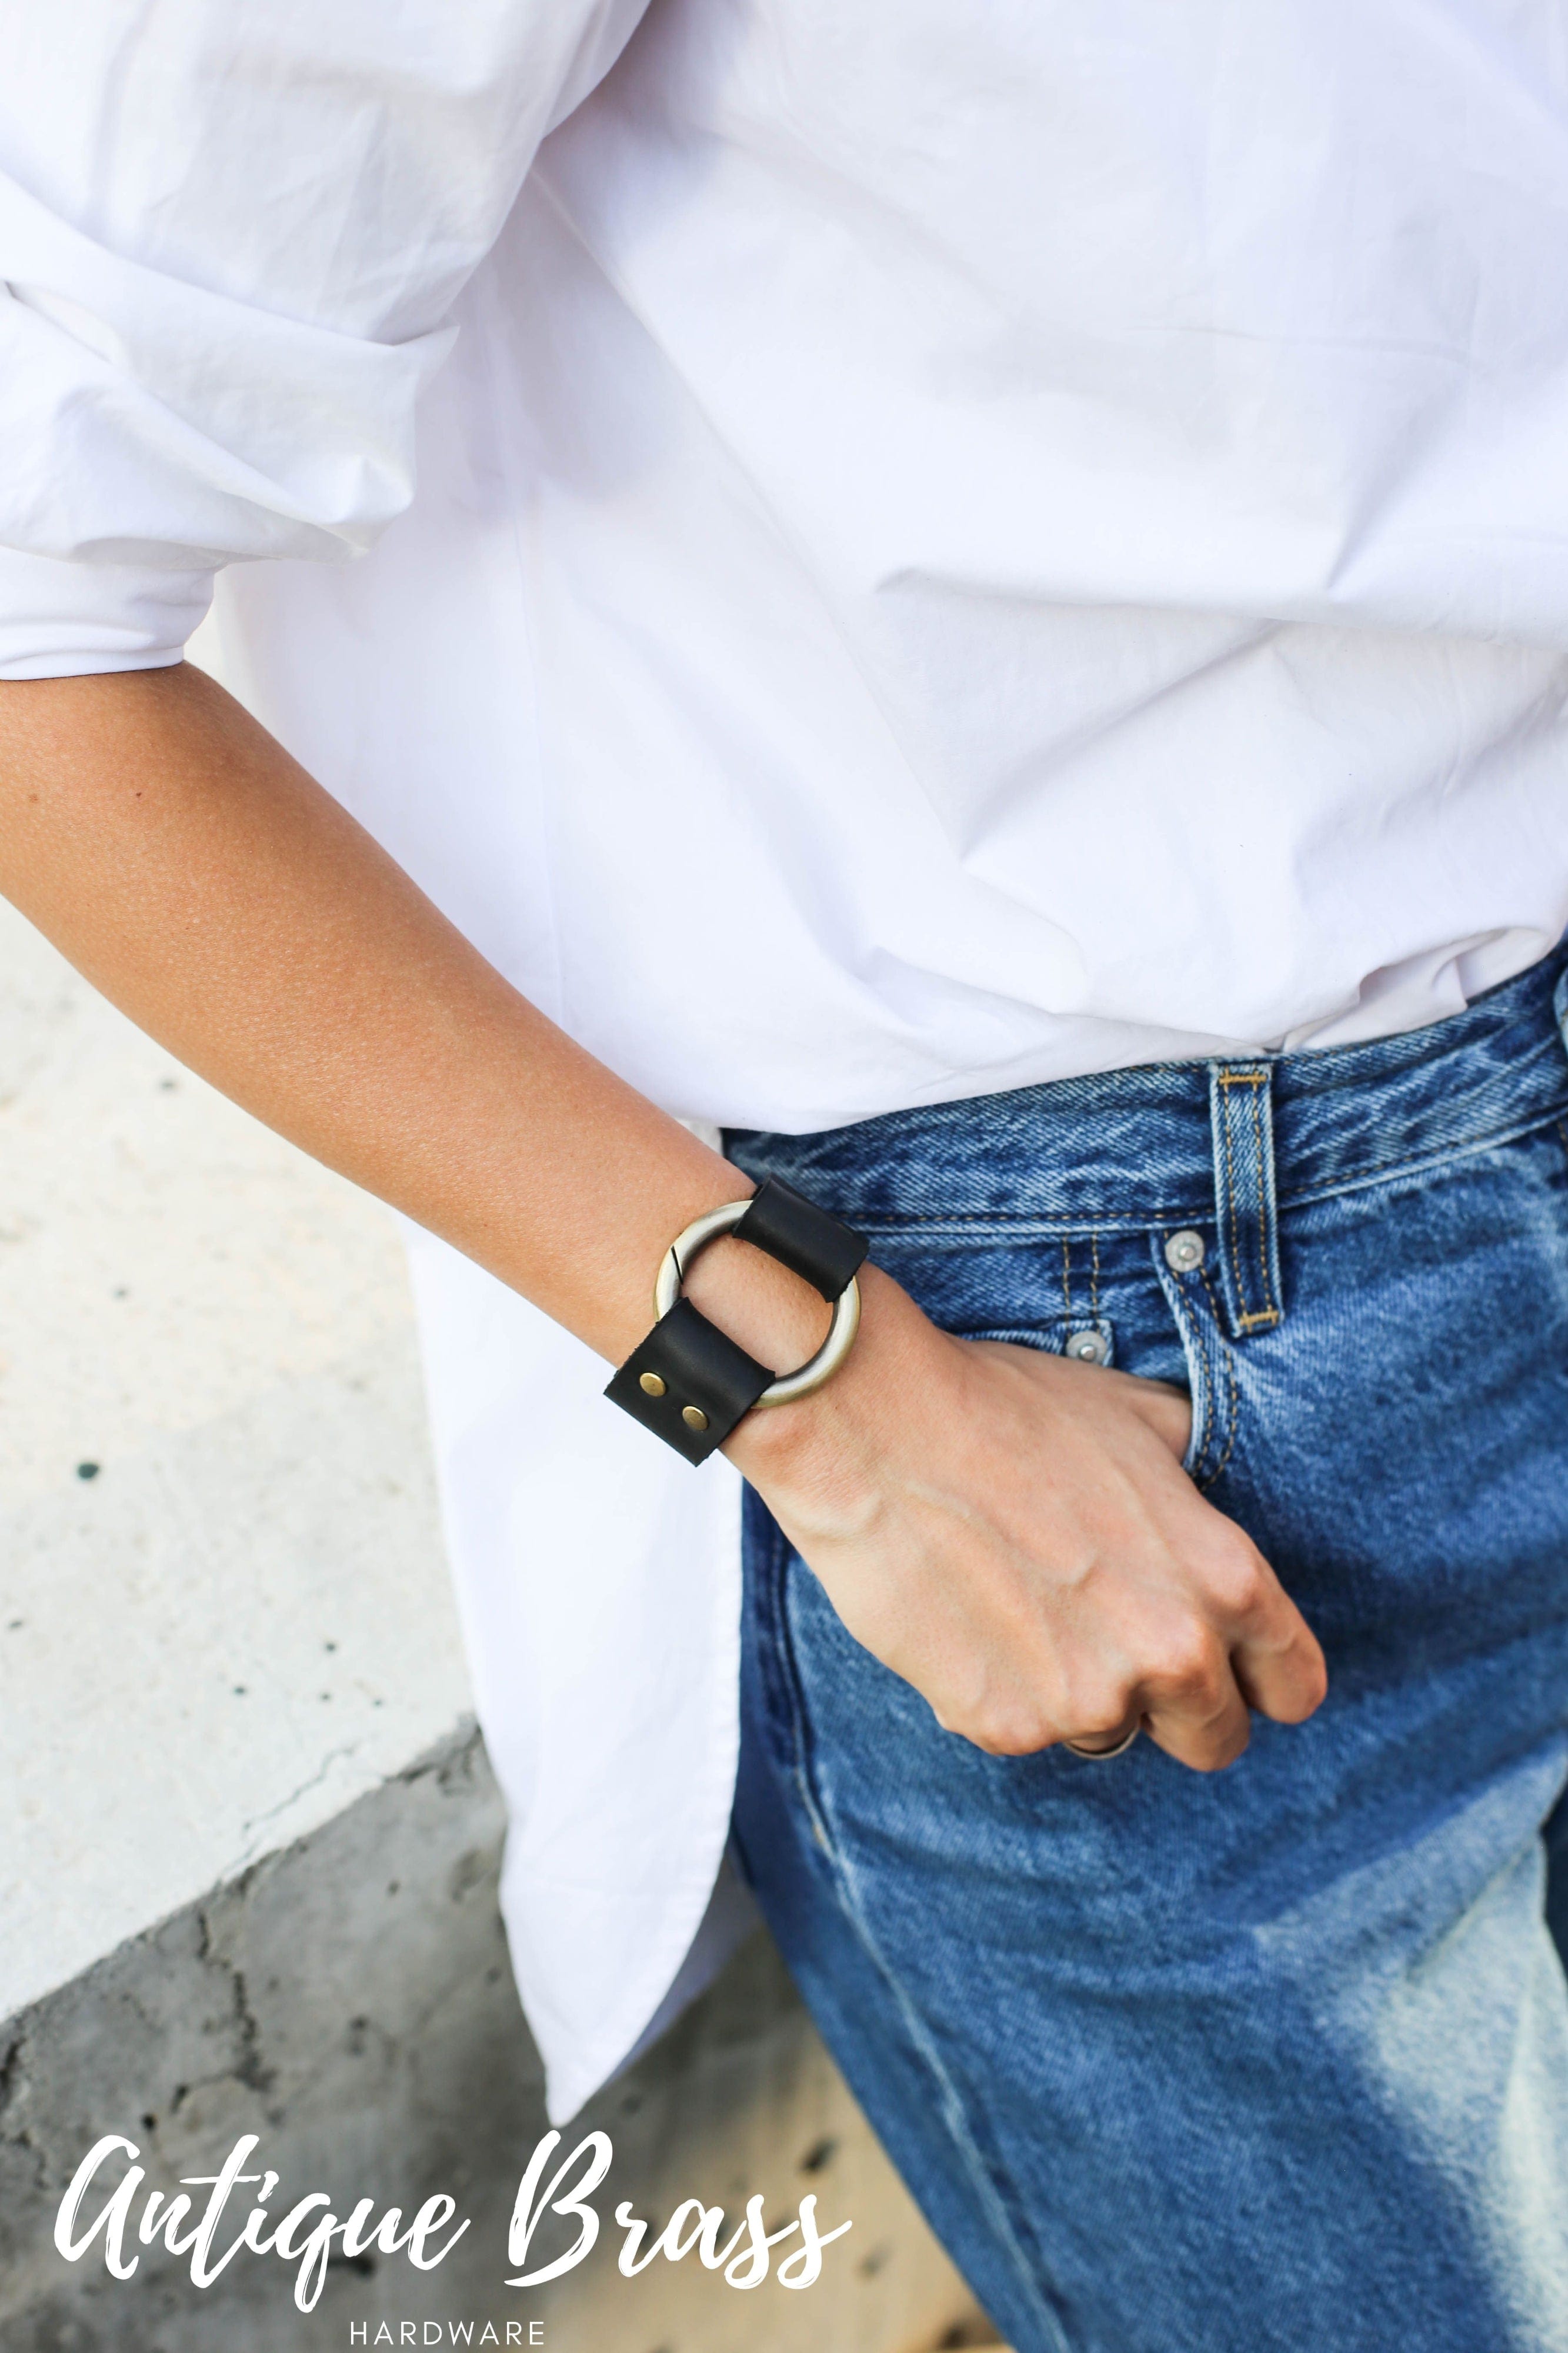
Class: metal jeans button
1065,1328,1111,1365
1165,1228,1206,1273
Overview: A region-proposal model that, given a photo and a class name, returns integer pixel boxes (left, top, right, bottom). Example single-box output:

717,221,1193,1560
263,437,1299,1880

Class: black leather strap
732,1175,868,1300
604,1297,774,1465
605,1176,868,1463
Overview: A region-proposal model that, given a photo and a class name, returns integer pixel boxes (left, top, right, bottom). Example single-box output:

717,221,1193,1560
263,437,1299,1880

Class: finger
1176,1512,1329,1728
1130,1616,1254,1771
1234,1611,1328,1725
1142,1669,1253,1772
1113,1372,1193,1462
1062,1709,1143,1758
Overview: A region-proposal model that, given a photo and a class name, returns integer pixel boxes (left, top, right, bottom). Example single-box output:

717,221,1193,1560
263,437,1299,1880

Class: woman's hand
725,1264,1327,1771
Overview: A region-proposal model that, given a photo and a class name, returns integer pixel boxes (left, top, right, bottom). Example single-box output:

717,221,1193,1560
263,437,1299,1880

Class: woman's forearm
0,662,828,1374
0,659,1327,1769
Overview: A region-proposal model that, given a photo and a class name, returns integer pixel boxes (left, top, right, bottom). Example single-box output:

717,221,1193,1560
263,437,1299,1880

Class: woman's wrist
605,1164,886,1471
719,1261,920,1502
676,1221,833,1372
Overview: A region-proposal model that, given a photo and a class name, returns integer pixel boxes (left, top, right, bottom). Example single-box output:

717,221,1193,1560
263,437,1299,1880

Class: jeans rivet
1165,1229,1206,1272
1065,1329,1110,1365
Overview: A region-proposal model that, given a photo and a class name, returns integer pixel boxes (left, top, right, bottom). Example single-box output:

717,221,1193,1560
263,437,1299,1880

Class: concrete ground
0,855,999,2349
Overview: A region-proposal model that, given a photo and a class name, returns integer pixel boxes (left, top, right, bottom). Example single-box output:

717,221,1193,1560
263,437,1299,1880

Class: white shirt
6,1,1568,2117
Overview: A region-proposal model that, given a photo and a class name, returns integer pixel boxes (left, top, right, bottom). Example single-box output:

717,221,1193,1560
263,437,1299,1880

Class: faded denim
728,944,1568,2353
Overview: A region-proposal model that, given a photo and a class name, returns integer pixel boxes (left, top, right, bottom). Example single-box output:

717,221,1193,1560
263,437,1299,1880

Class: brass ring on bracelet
654,1199,861,1409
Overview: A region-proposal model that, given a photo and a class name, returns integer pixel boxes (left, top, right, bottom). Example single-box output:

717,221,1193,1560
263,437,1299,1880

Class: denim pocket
1150,1234,1238,1489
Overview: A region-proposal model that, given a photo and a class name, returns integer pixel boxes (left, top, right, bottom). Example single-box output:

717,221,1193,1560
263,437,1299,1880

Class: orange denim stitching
1192,1291,1214,1470
1250,1081,1279,1321
1218,1070,1250,1324
1196,1264,1240,1485
1164,1229,1213,1474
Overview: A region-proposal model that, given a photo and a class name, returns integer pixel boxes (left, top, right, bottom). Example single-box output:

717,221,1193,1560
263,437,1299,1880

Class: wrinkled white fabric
6,0,1568,2115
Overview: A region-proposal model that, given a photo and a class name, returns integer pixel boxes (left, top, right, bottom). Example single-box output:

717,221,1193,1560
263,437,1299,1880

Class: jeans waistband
729,946,1568,1233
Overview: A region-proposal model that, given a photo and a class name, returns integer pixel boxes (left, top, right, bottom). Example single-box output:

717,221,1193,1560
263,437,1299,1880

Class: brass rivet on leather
682,1405,709,1432
639,1372,667,1398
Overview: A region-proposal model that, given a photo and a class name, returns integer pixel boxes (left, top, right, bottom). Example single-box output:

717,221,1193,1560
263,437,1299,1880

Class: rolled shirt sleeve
0,0,650,678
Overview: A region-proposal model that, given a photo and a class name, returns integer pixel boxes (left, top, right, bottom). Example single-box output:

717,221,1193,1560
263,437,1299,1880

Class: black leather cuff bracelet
605,1175,869,1465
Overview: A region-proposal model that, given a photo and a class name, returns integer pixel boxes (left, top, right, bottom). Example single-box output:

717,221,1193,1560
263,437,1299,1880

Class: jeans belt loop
1207,1060,1285,1341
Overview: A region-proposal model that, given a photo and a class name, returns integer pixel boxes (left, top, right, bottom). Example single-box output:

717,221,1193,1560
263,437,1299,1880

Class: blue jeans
727,945,1568,2353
